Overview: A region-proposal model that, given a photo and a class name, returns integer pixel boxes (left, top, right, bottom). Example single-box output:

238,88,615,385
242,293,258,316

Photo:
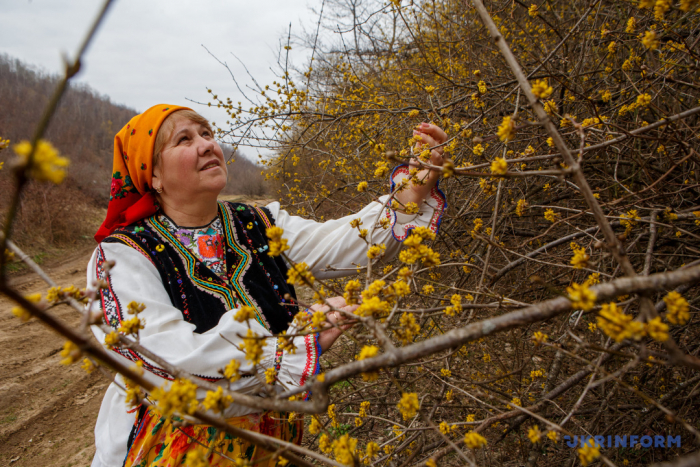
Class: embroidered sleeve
277,310,321,400
88,243,277,387
264,165,446,280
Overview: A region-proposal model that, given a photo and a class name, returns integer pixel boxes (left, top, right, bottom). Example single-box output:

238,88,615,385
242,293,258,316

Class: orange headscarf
94,104,192,242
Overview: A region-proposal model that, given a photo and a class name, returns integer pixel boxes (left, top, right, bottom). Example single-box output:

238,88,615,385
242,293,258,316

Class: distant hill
0,54,268,250
0,54,138,201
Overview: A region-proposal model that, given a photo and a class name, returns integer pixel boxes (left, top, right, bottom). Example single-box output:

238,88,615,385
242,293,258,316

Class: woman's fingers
325,296,347,308
413,130,445,167
417,122,448,144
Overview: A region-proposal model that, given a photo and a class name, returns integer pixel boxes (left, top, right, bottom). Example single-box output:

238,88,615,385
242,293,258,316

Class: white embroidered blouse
88,170,445,467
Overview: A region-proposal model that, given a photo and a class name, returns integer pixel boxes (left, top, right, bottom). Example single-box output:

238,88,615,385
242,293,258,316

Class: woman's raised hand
310,296,357,353
394,122,447,209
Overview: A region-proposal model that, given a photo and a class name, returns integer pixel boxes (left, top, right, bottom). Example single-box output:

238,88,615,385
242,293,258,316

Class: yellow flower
636,93,652,107
367,243,386,259
440,368,452,378
466,413,476,422
528,425,542,443
544,208,559,223
309,416,322,435
543,100,558,115
625,17,636,33
104,331,120,348
642,30,659,50
408,109,420,117
547,430,559,443
425,85,436,94
234,305,256,322
567,282,596,311
531,79,553,99
663,291,690,325
365,441,380,459
81,358,96,374
570,247,589,269
202,386,233,413
395,312,420,344
356,296,391,317
319,433,333,453
240,328,266,365
127,301,146,315
439,421,453,434
287,262,315,286
528,4,538,16
463,431,487,449
224,358,241,382
358,345,379,361
404,202,419,214
596,302,644,342
516,199,528,217
11,293,42,321
578,439,600,466
332,434,358,466
426,458,437,467
397,392,420,420
497,116,516,142
118,317,144,335
477,80,487,94
532,331,548,346
357,181,368,192
646,317,669,342
264,367,277,384
59,341,82,365
266,226,289,257
343,279,362,304
490,157,508,175
510,397,521,408
359,401,370,418
150,378,199,419
13,139,69,184
473,143,484,156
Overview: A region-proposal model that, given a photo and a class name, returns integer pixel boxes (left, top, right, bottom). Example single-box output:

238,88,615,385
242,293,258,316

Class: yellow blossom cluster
13,139,69,184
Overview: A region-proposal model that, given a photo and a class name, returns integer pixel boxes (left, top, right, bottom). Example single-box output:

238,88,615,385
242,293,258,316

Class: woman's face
152,114,227,203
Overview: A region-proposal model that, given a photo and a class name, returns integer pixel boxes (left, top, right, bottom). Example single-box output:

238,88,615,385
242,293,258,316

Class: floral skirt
123,407,303,467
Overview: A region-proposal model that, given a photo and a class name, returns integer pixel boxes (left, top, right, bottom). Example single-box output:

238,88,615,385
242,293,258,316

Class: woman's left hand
310,297,357,353
393,122,447,210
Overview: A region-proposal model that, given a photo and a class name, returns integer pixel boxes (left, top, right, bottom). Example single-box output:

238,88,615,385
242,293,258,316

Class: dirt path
0,245,106,467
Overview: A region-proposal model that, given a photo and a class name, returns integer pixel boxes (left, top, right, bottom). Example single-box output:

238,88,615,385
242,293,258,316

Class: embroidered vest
103,201,298,334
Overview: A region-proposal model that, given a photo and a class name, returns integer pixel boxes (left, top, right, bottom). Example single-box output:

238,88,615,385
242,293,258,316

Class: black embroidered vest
103,201,298,334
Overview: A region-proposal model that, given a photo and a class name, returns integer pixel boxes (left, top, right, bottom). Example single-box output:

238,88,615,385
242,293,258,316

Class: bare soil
0,244,104,467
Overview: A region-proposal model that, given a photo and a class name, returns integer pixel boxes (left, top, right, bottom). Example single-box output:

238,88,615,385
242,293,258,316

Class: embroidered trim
219,202,270,330
108,234,156,267
299,332,320,399
96,245,222,382
148,216,241,312
253,206,273,229
385,164,447,241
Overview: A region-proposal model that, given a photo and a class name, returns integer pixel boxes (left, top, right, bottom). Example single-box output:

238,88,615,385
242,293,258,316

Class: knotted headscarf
94,104,191,242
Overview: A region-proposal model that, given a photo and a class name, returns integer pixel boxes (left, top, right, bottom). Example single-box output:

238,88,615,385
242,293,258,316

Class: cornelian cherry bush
3,0,700,466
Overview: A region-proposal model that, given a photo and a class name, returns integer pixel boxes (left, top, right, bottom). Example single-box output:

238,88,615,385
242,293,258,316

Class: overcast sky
0,0,322,155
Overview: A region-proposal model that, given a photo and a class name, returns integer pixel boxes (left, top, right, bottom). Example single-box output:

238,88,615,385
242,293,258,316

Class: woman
88,104,446,466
